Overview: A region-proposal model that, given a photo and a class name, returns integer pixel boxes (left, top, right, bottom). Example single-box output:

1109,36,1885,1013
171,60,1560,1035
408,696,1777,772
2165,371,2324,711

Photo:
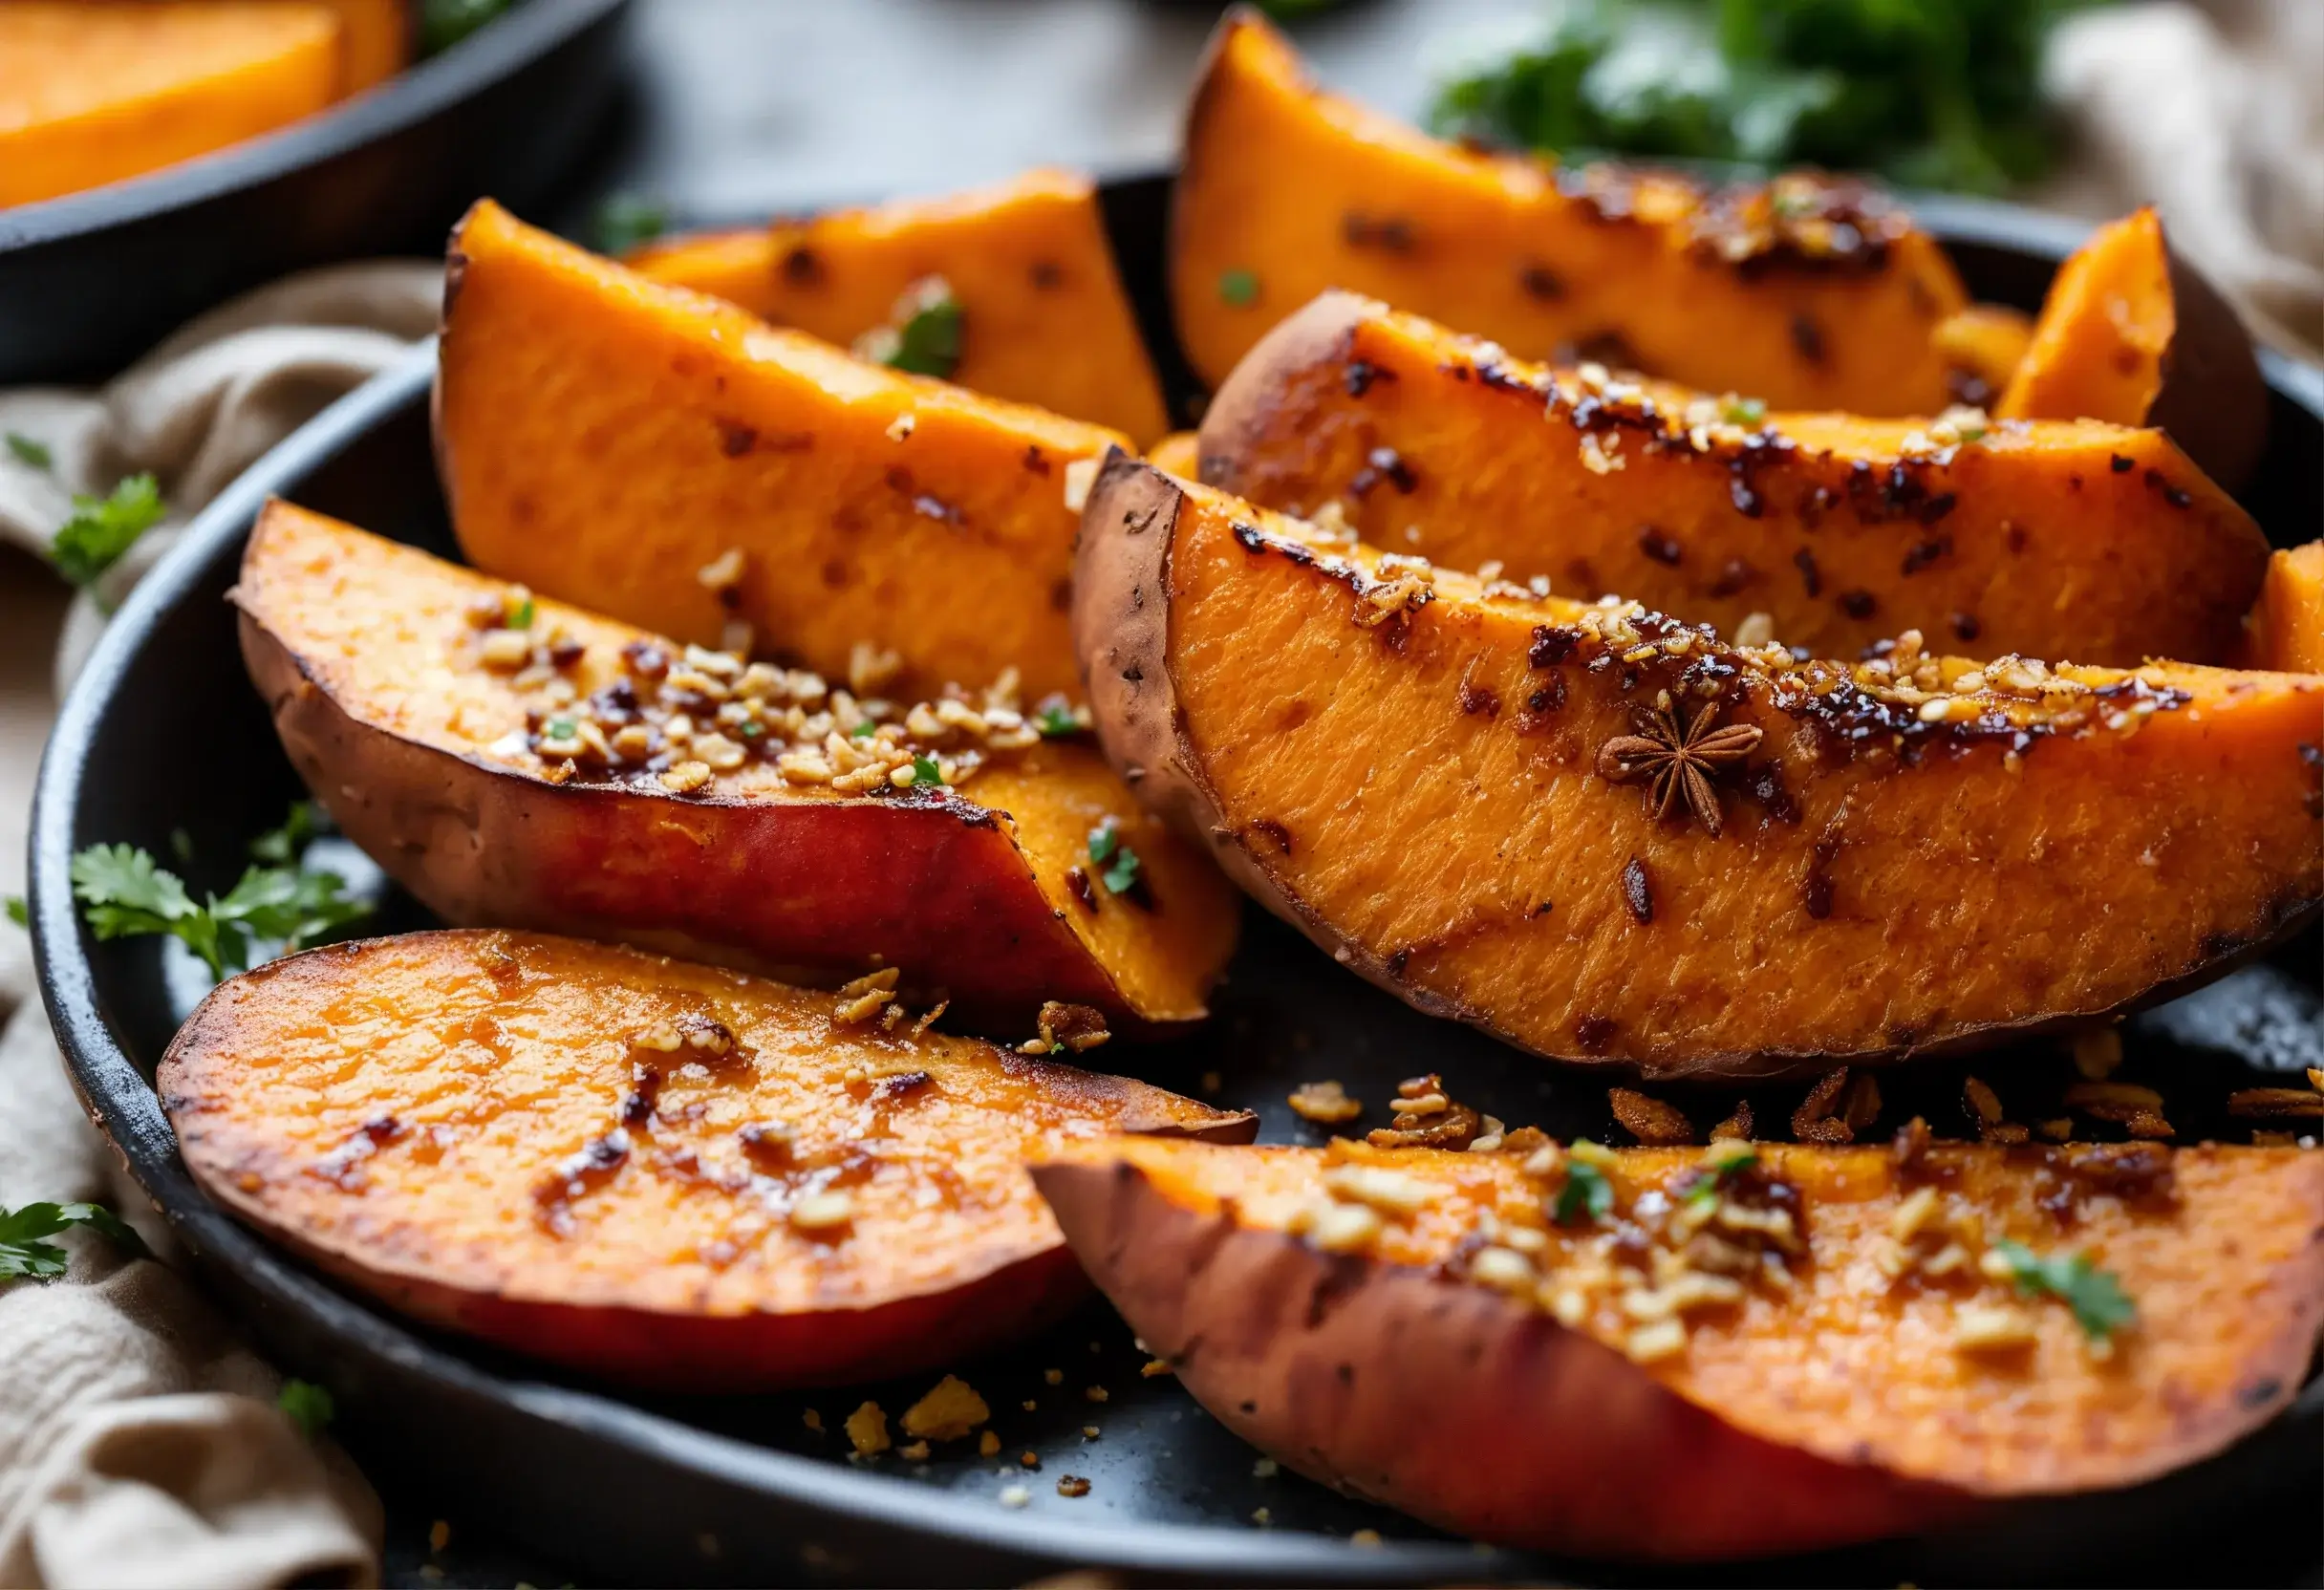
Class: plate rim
0,0,631,253
27,189,2324,1583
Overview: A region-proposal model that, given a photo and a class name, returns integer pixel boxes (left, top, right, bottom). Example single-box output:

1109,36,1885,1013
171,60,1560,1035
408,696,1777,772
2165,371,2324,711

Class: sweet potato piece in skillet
1073,458,2321,1077
2235,543,2324,675
1172,9,1968,413
628,168,1171,445
1197,292,2270,667
438,198,1125,701
1032,1134,2324,1558
1998,206,2268,491
236,500,1239,1030
161,931,1255,1389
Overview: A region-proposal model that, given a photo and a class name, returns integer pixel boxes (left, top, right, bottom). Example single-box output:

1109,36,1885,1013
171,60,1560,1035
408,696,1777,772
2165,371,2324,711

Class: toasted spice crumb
1252,1507,1273,1527
1609,1087,1693,1146
1020,1450,1040,1470
901,1374,990,1441
2070,1026,2123,1081
2227,1088,2323,1119
1792,1068,1853,1143
1351,1529,1384,1548
1288,1079,1364,1124
1710,1101,1754,1141
897,1440,931,1462
1082,1425,1100,1438
1141,1359,1173,1378
1044,1367,1064,1386
1057,1475,1091,1498
979,1429,1001,1457
802,1408,824,1433
845,1401,890,1457
429,1520,449,1553
1085,1386,1109,1403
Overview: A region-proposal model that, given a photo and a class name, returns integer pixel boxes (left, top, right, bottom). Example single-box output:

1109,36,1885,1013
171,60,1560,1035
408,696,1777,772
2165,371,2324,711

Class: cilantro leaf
51,473,163,588
1217,269,1259,308
1101,845,1141,896
1684,1146,1757,1203
1554,1153,1613,1225
1034,698,1085,738
592,192,668,256
6,432,51,470
880,279,964,379
1087,819,1120,867
910,755,944,787
1989,1238,2137,1343
247,801,321,866
277,1379,335,1439
0,1199,150,1279
4,895,24,928
1087,817,1142,895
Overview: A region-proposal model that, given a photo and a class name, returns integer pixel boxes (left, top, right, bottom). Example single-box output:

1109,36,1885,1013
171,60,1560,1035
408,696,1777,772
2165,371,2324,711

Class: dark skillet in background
29,175,2324,1587
0,0,630,385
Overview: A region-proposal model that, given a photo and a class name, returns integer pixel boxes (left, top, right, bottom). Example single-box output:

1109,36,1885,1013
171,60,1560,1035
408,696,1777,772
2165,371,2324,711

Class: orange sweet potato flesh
161,931,1255,1390
438,199,1128,701
628,169,1171,445
2237,543,2324,674
1998,207,2267,491
1032,1135,2324,1558
1074,458,2322,1077
320,0,410,95
1173,11,1967,413
0,2,341,207
237,500,1239,1030
1931,304,2034,406
1199,292,2270,667
1145,430,1200,478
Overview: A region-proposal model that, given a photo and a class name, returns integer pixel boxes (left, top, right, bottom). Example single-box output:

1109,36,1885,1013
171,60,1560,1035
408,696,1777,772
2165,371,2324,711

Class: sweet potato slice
1932,303,2035,407
1032,1134,2324,1558
1145,430,1200,478
319,0,408,94
1198,292,2270,667
162,931,1255,1389
628,169,1171,444
1998,207,2268,491
438,199,1127,701
1172,10,1967,413
0,2,341,207
1074,458,2321,1076
2236,543,2324,674
236,500,1239,1029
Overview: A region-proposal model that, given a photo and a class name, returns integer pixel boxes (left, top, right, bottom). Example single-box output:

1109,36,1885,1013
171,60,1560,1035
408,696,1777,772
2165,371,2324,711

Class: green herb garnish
739,720,765,740
592,191,669,256
544,716,578,741
878,279,965,379
6,432,51,469
1554,1151,1613,1226
508,596,535,630
51,473,163,589
70,805,372,981
247,801,321,867
0,1200,150,1280
1988,1238,2137,1343
910,755,944,787
850,720,879,739
1684,1146,1757,1203
1087,818,1142,895
1425,0,2075,197
1035,699,1084,738
1719,395,1767,428
277,1379,335,1440
1217,268,1259,308
4,896,25,928
419,0,511,56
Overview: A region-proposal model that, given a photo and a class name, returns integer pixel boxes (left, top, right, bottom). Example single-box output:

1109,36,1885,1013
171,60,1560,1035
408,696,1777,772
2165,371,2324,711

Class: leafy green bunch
69,802,372,981
1429,0,2096,195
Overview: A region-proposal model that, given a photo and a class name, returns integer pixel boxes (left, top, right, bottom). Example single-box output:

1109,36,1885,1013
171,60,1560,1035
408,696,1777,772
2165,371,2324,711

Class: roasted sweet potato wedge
1998,207,2267,491
1145,430,1200,478
438,199,1127,701
628,168,1170,444
162,931,1255,1389
236,500,1239,1030
320,0,409,94
2237,543,2324,674
1198,292,2270,667
1932,304,2035,408
1033,1134,2324,1558
1173,10,1968,413
1074,458,2321,1076
0,2,342,207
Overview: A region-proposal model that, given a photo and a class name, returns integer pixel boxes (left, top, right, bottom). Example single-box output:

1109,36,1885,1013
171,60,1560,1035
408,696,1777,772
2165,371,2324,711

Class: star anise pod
1595,700,1763,836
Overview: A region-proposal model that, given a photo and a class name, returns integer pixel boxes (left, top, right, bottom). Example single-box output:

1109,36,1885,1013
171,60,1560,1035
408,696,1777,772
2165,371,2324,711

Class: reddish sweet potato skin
1033,1155,1962,1558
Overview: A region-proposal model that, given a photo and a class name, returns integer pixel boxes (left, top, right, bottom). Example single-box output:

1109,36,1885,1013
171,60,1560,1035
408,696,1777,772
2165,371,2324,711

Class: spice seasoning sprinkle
466,610,1061,799
1232,517,2186,767
1288,1079,1364,1124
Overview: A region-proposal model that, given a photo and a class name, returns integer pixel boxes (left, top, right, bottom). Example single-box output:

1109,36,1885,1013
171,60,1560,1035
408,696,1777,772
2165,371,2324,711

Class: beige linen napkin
0,260,439,1590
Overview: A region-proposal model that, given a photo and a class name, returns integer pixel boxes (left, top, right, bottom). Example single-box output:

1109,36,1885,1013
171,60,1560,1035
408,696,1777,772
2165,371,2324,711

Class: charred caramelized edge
1080,459,2318,1079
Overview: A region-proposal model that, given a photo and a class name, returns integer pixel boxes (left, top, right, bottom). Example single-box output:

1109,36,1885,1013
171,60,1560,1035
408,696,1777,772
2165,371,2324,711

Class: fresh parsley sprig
1555,1150,1613,1225
6,431,51,470
70,803,371,981
1087,817,1142,895
51,473,164,589
0,1200,151,1280
1988,1237,2137,1344
878,278,965,379
277,1379,335,1439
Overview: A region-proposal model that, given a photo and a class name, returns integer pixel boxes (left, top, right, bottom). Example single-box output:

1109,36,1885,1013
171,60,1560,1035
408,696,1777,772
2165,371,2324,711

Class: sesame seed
789,1191,855,1232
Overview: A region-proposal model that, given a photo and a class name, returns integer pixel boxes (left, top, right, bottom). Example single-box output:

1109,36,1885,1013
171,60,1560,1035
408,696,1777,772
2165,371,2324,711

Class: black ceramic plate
0,0,629,385
30,176,2324,1588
